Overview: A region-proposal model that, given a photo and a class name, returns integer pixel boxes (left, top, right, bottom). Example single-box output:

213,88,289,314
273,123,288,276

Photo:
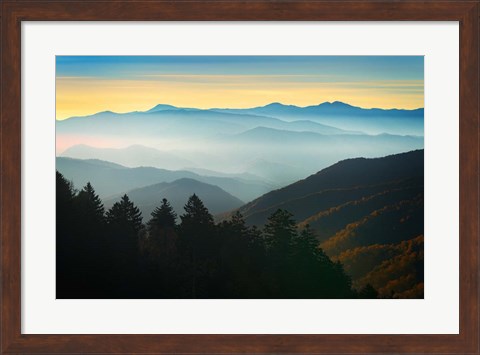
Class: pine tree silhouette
148,198,177,231
263,209,297,297
217,211,267,297
56,171,77,298
105,194,143,296
69,182,107,295
76,182,105,222
295,224,320,256
178,194,217,298
106,194,143,234
264,209,297,251
180,194,214,227
143,198,178,297
55,179,365,299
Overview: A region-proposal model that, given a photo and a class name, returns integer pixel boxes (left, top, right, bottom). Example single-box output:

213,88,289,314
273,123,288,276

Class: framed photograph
1,1,478,354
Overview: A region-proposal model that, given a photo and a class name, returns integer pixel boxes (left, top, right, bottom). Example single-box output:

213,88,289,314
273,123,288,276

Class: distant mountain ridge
56,156,274,202
211,100,423,119
61,144,194,171
104,178,244,218
58,106,358,136
57,100,424,138
57,100,424,187
62,100,423,120
230,126,422,143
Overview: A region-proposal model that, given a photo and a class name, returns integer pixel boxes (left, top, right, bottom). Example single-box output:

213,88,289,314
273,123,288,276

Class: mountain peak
88,110,117,116
264,102,285,107
261,102,300,109
146,103,179,113
319,101,353,108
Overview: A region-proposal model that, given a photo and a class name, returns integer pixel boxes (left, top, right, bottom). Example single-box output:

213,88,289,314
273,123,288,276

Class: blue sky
57,56,423,80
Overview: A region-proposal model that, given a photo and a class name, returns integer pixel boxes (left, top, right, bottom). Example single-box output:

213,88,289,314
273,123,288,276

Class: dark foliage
56,173,366,299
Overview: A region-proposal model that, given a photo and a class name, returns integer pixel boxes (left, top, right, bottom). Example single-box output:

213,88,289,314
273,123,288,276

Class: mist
57,103,424,188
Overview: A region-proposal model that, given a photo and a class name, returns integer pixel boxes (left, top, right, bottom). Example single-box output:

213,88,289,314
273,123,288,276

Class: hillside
239,149,423,216
234,150,424,298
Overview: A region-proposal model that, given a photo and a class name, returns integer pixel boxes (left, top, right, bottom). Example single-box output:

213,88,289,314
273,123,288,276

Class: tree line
56,171,377,298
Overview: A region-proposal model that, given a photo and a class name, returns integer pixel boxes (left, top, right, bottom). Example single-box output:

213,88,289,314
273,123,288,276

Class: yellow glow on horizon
56,77,424,120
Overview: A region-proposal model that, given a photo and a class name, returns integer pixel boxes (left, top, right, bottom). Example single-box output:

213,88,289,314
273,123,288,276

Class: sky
56,56,424,120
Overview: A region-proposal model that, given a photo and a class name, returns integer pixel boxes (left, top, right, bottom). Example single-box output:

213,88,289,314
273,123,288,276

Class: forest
56,171,378,299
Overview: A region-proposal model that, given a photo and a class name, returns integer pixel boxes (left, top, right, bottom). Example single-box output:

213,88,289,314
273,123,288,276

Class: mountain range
211,101,423,135
57,101,424,186
56,157,274,203
58,100,423,136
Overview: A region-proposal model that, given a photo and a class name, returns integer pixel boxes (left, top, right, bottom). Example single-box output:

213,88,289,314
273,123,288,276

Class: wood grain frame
1,1,479,354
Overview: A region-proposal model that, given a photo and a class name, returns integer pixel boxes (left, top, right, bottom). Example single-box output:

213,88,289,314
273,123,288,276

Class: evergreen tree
179,193,216,261
106,194,143,234
216,211,251,297
70,182,107,295
330,263,353,297
229,211,248,234
76,182,105,222
56,171,77,298
295,224,320,256
73,181,106,286
72,182,106,246
148,198,177,231
291,225,328,297
73,183,105,264
105,194,143,296
178,194,217,298
180,194,214,227
263,209,298,297
144,198,178,297
56,171,75,209
245,225,267,297
56,171,76,238
264,209,297,252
